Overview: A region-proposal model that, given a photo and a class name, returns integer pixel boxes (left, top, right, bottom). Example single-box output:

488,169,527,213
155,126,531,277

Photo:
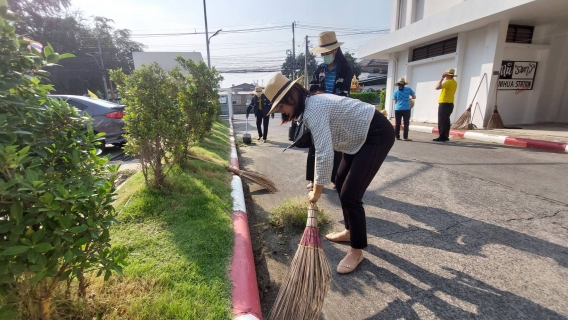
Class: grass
270,198,331,233
106,120,234,319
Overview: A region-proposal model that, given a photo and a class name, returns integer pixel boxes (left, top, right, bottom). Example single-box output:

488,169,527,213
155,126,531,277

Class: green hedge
350,92,380,104
379,90,386,110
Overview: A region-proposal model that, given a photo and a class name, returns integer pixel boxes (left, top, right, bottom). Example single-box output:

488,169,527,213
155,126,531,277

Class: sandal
325,232,350,243
337,252,364,274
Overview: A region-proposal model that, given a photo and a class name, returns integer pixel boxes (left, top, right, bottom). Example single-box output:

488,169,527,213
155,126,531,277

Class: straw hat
311,31,344,54
252,86,263,97
444,68,458,77
396,77,408,85
265,73,304,116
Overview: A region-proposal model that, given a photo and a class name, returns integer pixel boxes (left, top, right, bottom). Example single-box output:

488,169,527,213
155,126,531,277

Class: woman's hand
308,190,321,203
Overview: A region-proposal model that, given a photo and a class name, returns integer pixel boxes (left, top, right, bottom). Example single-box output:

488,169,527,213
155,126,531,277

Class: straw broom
187,155,277,192
452,73,487,130
487,82,505,129
269,202,332,320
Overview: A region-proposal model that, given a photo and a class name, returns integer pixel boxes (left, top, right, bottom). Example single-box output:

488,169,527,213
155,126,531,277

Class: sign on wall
498,61,538,90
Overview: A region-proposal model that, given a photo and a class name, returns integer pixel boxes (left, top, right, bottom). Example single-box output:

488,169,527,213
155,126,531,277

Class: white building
132,52,203,73
360,0,568,127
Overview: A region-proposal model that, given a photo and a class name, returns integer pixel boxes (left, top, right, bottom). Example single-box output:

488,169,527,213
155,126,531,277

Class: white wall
409,57,457,122
454,27,489,126
415,0,425,22
421,0,464,20
496,47,549,125
535,22,568,123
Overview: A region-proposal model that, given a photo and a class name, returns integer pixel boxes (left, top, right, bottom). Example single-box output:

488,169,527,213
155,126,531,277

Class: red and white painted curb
229,121,263,320
402,124,568,153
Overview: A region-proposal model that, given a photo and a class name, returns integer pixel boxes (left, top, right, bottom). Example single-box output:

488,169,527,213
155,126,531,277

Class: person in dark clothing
434,68,458,142
305,31,353,191
246,86,273,143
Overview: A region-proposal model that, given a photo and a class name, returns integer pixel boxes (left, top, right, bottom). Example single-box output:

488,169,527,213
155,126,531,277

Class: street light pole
203,0,211,68
207,29,222,68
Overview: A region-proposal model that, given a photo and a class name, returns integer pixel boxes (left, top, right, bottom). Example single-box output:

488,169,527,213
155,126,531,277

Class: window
506,25,534,44
411,37,457,62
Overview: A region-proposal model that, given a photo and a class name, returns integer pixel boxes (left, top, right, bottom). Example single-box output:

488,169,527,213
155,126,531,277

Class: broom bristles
226,166,278,192
269,204,332,320
487,107,505,129
451,105,472,130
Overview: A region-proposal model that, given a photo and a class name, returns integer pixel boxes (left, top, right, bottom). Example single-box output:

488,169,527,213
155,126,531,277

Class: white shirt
303,94,375,185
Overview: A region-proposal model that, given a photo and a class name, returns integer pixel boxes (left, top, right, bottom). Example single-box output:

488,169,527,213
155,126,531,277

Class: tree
0,3,126,318
8,0,70,35
281,53,318,80
344,51,362,77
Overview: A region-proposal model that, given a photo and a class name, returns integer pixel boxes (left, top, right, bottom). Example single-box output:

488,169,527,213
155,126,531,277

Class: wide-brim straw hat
396,77,408,85
311,31,344,54
444,68,458,77
265,73,304,116
252,86,263,96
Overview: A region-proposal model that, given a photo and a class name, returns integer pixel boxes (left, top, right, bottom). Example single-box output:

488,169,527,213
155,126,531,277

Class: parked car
48,95,126,147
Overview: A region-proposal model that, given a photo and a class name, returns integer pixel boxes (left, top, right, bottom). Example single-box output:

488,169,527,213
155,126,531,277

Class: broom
487,81,505,129
452,73,487,130
187,155,277,192
269,202,332,320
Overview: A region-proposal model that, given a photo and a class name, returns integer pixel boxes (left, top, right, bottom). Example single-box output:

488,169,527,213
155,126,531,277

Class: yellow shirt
438,78,457,103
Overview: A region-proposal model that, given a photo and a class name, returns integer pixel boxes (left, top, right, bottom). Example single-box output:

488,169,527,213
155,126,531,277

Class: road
233,114,568,320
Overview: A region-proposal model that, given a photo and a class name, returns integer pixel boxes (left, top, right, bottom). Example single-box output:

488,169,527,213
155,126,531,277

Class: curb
228,121,263,320
398,123,568,153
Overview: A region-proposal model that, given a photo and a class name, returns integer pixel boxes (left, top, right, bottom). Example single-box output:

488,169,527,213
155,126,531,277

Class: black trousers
306,148,342,184
255,109,269,139
335,110,395,249
394,109,411,139
438,103,454,139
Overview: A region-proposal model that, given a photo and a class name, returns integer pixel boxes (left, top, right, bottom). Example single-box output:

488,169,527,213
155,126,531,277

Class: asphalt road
233,113,568,320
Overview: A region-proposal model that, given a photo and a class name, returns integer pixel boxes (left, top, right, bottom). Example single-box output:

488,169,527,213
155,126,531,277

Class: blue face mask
323,54,334,65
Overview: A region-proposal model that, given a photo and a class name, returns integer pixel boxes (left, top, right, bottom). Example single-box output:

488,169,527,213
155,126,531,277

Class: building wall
409,57,457,123
417,0,464,22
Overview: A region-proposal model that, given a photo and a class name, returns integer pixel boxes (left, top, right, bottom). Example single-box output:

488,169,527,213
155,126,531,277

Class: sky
70,0,392,88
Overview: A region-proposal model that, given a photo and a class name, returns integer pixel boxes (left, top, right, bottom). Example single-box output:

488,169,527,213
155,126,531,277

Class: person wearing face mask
304,31,353,191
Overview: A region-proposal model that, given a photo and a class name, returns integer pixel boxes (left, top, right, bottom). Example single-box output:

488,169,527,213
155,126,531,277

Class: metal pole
305,35,308,88
203,0,211,68
96,37,109,100
292,22,295,79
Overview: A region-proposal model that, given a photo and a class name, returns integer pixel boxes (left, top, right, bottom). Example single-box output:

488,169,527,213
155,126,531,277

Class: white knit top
303,94,375,185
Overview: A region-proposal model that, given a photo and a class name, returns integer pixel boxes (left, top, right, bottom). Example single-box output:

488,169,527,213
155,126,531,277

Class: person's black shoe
432,137,446,142
444,138,450,141
396,136,401,140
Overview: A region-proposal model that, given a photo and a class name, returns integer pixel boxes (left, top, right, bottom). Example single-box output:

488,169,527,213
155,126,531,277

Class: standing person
265,73,395,274
246,86,273,143
305,31,353,191
392,78,416,141
434,68,458,142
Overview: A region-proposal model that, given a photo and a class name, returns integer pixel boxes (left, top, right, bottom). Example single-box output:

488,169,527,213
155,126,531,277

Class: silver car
49,95,126,146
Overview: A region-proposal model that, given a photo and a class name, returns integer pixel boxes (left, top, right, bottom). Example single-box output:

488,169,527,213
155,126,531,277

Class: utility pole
292,22,295,80
203,0,211,68
305,35,309,88
96,37,109,100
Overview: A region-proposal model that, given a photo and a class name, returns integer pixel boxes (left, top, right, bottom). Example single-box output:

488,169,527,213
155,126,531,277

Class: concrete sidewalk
398,121,568,153
234,114,568,320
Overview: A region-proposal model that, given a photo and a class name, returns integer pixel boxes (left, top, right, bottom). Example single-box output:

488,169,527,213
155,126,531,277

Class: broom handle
470,73,487,106
307,202,318,228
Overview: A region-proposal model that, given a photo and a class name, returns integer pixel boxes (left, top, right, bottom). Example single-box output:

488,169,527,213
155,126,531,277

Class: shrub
379,89,386,111
0,4,126,319
110,59,223,188
350,92,379,104
110,64,186,189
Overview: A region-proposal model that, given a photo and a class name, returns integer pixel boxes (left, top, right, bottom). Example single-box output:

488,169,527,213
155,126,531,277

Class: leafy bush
0,3,126,319
110,59,223,188
350,92,380,104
